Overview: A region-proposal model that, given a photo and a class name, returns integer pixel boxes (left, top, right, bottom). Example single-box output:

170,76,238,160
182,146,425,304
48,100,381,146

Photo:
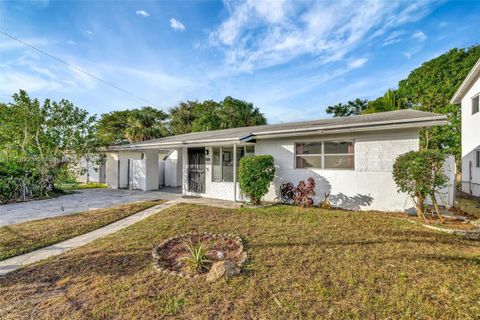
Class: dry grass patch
456,193,480,219
0,204,479,319
0,200,164,260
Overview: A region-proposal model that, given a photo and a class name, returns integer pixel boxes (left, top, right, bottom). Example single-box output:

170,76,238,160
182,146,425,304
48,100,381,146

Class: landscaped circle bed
152,232,247,280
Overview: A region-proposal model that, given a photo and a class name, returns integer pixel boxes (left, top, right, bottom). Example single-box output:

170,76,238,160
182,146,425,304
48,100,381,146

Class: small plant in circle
182,241,211,273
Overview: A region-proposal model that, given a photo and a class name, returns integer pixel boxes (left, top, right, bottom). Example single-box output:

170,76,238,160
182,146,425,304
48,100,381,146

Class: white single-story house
451,58,480,197
105,109,448,211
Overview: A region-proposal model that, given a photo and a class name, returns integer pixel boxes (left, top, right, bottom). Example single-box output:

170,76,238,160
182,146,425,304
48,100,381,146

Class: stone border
421,224,480,240
152,232,248,278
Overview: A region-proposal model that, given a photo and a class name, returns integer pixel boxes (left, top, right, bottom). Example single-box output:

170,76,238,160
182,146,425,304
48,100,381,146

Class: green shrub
239,155,275,205
393,150,447,221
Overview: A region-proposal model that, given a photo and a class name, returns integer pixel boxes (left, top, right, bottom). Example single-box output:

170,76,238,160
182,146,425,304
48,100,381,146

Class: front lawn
0,200,164,260
0,204,479,319
58,182,108,190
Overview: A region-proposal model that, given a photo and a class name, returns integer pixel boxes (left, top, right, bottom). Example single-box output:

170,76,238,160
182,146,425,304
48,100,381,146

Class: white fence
426,155,456,208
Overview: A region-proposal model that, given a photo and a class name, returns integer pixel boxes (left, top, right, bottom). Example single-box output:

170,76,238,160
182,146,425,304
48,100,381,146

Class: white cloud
347,58,368,69
403,52,412,59
67,40,76,45
136,10,150,17
0,70,62,96
86,30,93,35
169,18,185,31
208,0,435,72
412,31,427,41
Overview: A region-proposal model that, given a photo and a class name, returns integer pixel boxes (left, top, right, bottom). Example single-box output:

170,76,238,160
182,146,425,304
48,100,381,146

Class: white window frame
212,145,255,182
472,93,480,115
294,140,355,170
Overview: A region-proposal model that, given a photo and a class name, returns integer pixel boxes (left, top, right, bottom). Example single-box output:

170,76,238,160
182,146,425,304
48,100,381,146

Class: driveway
0,188,182,227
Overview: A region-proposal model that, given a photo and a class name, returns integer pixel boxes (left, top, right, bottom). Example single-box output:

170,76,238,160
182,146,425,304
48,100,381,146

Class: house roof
451,58,480,104
108,109,447,151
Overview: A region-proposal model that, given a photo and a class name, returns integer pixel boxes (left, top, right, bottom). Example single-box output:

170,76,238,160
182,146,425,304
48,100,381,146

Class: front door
188,148,206,193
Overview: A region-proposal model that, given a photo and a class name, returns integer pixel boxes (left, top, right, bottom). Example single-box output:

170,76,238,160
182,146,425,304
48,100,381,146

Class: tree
397,45,480,163
326,98,368,117
219,96,266,128
124,107,168,143
392,150,447,223
191,100,222,132
238,155,275,205
168,101,198,135
97,107,169,145
168,97,267,134
0,90,97,201
96,110,132,145
364,89,408,113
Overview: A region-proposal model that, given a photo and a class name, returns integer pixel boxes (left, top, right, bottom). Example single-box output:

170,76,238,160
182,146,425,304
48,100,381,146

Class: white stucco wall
462,148,480,196
461,74,480,195
106,152,119,189
182,146,245,201
75,157,106,184
254,129,419,212
165,149,182,187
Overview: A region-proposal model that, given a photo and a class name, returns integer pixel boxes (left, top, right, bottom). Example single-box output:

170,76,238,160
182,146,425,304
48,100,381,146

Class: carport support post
233,144,237,202
144,150,159,191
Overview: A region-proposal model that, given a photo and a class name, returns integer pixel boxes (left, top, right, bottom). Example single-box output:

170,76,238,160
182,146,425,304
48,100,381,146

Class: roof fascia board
253,120,448,140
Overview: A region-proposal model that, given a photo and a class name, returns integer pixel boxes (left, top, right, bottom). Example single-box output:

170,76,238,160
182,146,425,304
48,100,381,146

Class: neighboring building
75,157,106,184
451,58,480,197
105,110,447,211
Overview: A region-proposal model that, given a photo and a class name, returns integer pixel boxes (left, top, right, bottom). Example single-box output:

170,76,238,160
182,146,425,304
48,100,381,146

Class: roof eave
450,58,480,104
254,119,448,140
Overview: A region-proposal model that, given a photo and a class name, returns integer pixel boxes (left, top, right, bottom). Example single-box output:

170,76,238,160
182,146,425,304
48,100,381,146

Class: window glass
245,145,255,156
222,147,234,182
473,96,479,115
213,145,255,182
212,147,221,182
296,142,322,155
296,156,322,168
295,142,354,169
324,142,354,154
324,155,355,169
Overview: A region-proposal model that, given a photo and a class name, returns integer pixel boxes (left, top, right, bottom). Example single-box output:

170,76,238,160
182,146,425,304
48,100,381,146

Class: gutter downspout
233,143,237,202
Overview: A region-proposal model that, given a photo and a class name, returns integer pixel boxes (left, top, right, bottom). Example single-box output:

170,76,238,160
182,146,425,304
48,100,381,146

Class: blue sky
1,0,479,123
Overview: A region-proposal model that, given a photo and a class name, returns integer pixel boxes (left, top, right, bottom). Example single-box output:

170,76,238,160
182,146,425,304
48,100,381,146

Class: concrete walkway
0,197,241,276
0,188,182,227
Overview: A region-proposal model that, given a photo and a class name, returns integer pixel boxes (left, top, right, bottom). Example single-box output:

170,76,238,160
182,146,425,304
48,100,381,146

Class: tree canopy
97,107,168,145
326,98,368,117
323,45,480,165
0,90,98,201
168,97,266,135
397,45,480,161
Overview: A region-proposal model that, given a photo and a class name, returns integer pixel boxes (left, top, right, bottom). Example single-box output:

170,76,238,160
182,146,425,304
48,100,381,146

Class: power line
0,29,159,107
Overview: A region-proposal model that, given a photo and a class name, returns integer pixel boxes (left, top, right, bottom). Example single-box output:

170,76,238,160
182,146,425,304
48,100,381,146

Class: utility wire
0,29,159,107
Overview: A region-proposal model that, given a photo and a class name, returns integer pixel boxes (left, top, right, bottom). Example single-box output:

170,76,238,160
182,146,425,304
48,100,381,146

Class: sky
0,0,479,123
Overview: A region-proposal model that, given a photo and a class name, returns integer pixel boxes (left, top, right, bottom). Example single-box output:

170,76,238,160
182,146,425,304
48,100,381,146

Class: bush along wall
238,155,275,205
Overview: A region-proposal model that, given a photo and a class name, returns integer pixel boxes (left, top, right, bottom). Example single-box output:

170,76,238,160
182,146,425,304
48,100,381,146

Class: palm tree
124,108,168,143
364,89,408,113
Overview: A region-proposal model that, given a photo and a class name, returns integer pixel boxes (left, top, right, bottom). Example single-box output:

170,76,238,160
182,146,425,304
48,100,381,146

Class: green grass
0,200,164,260
456,194,480,219
59,182,108,191
0,204,479,319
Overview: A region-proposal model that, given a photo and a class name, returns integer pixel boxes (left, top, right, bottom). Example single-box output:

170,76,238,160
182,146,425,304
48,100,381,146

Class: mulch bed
152,233,247,278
